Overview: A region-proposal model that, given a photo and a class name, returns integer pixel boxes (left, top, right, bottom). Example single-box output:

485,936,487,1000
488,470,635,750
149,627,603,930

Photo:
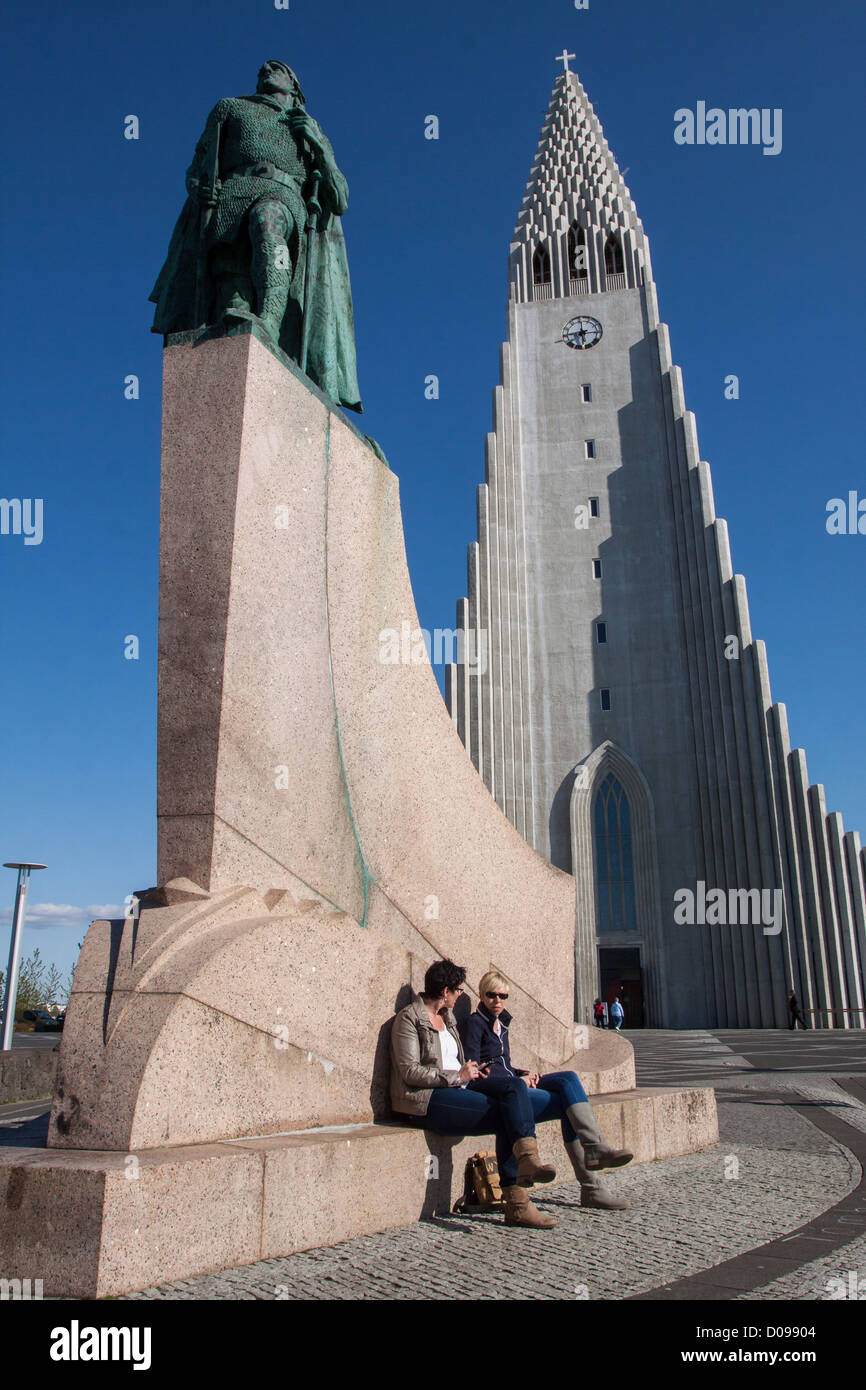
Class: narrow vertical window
594,774,636,932
568,224,588,279
585,440,596,459
596,622,607,644
592,558,602,578
604,233,624,275
582,383,592,403
532,244,551,286
589,497,600,518
600,688,612,711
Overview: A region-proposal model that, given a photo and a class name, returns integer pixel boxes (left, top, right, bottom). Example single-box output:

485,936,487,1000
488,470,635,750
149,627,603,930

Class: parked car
22,1008,64,1032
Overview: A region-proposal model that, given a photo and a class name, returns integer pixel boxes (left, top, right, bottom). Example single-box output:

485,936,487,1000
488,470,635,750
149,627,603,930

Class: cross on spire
555,49,576,74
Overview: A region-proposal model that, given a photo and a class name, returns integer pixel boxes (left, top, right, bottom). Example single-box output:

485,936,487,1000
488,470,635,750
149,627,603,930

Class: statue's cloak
149,96,362,413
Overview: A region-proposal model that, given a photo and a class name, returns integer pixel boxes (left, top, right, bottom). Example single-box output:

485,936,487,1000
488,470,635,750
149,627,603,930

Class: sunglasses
485,992,509,1001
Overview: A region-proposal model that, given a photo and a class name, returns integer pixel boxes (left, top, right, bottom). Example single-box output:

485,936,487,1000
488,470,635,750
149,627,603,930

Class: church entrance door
599,947,644,1028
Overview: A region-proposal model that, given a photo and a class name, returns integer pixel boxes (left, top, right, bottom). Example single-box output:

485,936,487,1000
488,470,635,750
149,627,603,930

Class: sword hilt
307,168,323,222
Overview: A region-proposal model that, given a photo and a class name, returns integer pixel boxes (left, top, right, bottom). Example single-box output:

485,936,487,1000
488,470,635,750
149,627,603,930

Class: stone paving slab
122,1084,859,1301
734,1233,866,1301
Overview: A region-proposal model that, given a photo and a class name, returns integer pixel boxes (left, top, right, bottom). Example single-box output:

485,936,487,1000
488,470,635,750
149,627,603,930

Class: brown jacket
389,994,466,1118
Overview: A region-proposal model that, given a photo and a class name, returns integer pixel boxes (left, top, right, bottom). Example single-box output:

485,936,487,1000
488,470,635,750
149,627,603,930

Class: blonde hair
479,970,509,999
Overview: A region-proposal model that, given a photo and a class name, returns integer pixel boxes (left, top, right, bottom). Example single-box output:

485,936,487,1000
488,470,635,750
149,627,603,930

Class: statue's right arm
184,100,231,199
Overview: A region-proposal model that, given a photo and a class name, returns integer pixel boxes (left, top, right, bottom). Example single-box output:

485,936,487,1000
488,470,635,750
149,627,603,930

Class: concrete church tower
446,61,866,1029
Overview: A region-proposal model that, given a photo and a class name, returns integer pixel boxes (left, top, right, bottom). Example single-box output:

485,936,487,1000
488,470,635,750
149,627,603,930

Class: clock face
562,316,603,350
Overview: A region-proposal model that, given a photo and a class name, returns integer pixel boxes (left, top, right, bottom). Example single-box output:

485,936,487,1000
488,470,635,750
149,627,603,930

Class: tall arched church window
594,774,636,932
532,244,552,286
568,225,588,279
604,233,624,275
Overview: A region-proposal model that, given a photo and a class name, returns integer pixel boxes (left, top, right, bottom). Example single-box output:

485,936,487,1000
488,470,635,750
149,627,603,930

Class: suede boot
502,1184,556,1229
581,1186,630,1210
512,1135,556,1186
565,1102,633,1171
564,1137,631,1209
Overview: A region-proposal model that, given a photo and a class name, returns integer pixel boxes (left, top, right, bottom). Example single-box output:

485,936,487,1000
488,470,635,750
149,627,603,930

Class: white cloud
0,902,126,930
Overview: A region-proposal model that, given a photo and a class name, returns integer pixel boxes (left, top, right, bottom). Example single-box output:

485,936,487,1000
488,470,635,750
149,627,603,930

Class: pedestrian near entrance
609,997,624,1030
593,998,606,1028
787,990,808,1030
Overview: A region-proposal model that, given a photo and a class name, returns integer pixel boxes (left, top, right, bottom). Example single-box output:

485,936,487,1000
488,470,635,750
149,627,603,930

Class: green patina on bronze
150,60,362,413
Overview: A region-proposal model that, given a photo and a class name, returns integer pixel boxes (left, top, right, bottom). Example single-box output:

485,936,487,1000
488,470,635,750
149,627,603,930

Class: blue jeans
526,1071,589,1143
425,1076,534,1183
424,1070,590,1182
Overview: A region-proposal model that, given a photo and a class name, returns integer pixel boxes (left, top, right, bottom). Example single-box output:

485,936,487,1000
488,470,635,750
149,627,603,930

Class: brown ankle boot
512,1136,557,1185
502,1184,556,1228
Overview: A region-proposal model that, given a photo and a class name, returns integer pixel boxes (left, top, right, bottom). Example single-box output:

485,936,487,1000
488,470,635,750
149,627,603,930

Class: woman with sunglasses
390,958,559,1228
463,971,633,1210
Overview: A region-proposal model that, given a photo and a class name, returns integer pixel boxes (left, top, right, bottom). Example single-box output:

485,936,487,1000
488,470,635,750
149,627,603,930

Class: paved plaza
4,1031,863,1301
108,1032,865,1301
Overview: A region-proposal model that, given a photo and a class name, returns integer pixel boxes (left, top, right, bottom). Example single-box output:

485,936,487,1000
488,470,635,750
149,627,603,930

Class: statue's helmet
256,59,306,104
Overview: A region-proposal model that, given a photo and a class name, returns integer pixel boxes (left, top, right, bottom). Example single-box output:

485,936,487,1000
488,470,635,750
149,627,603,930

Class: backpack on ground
453,1151,505,1213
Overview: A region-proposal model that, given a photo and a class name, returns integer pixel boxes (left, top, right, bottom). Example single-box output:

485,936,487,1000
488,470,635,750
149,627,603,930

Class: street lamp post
1,862,46,1052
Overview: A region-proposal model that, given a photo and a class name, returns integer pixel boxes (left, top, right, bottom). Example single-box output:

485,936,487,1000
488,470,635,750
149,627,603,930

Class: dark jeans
425,1075,533,1182
424,1070,591,1183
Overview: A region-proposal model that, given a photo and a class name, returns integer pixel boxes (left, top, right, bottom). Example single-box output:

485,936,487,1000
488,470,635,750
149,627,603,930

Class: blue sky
1,0,864,985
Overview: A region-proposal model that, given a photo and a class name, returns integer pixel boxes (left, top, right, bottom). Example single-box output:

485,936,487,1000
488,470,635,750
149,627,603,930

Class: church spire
510,68,651,302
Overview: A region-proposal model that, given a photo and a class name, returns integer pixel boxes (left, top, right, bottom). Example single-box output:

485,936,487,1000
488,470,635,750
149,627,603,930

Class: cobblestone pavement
124,1076,863,1301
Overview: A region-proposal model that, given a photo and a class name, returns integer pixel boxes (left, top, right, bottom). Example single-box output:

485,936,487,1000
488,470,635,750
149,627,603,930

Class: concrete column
466,542,482,775
748,642,792,1025
808,784,849,1026
686,461,749,1023
445,664,458,728
492,387,515,824
827,814,864,1024
789,752,834,1027
502,338,531,840
659,356,728,1023
455,598,470,754
476,484,494,795
769,705,817,1016
716,560,767,1021
845,830,866,1023
485,433,505,813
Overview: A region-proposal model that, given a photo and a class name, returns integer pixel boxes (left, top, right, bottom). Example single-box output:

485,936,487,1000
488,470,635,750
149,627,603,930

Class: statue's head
257,59,305,105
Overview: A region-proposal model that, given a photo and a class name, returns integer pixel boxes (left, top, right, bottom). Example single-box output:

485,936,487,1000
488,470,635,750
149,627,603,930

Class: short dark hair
423,959,466,998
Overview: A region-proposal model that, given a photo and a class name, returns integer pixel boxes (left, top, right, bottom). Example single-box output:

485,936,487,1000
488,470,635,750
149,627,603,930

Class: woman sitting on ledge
462,971,633,1211
390,959,559,1228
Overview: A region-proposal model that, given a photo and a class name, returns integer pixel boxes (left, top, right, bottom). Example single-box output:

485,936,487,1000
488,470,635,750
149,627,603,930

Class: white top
438,1026,462,1077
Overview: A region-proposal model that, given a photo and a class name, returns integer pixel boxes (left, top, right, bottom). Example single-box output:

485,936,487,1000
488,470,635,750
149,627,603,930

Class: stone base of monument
0,1048,57,1104
0,1085,716,1298
0,329,718,1297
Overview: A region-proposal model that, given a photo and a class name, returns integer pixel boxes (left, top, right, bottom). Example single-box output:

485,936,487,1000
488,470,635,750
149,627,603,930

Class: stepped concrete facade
446,70,866,1030
0,330,716,1297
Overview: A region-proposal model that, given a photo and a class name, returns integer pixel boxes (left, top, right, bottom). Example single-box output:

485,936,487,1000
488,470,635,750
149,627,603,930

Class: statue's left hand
287,108,320,146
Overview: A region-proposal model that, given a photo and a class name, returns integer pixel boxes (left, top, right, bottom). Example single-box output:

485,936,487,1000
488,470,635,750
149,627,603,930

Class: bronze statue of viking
149,60,362,413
